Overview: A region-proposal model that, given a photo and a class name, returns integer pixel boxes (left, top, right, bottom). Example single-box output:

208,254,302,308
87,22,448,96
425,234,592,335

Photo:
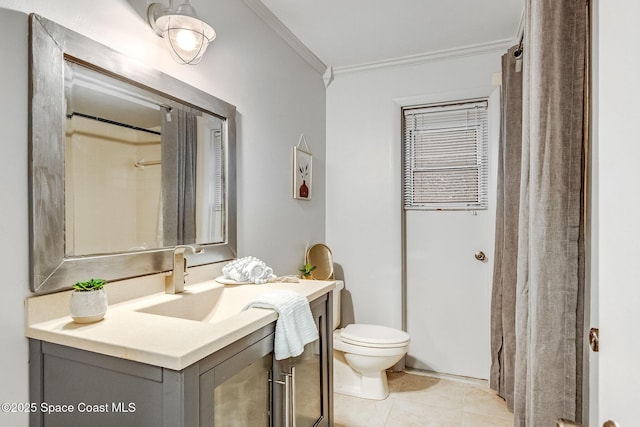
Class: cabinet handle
291,367,296,427
267,371,273,427
284,372,292,427
273,369,296,427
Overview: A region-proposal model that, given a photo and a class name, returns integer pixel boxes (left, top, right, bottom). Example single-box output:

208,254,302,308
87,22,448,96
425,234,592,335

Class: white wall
326,52,503,329
0,1,325,425
593,0,640,425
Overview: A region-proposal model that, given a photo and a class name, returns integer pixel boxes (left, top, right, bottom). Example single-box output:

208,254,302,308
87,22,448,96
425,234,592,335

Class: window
403,100,489,210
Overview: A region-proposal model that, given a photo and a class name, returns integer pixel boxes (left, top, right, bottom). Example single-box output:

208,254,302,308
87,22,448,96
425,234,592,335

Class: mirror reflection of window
196,114,225,245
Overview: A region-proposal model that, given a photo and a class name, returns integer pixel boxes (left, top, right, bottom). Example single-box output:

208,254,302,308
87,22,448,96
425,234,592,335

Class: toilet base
333,351,391,400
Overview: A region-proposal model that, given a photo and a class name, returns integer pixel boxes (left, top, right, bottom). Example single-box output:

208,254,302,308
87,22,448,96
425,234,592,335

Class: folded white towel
222,256,276,284
243,290,319,360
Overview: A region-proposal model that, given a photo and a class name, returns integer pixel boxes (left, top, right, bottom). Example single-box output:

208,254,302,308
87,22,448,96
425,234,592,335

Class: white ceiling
259,0,524,69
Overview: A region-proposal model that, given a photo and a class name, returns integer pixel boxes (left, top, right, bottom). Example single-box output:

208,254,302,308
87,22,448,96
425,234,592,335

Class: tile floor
334,370,514,427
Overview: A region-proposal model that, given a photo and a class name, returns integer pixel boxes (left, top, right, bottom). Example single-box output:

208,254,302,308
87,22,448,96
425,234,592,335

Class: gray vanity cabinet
29,293,332,427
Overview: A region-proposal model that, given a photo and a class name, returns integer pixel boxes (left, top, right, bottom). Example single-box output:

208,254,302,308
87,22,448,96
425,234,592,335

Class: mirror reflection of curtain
177,109,198,244
162,107,198,245
490,1,588,425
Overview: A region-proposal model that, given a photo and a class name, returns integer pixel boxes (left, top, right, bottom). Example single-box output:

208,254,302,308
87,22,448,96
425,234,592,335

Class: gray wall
0,8,30,427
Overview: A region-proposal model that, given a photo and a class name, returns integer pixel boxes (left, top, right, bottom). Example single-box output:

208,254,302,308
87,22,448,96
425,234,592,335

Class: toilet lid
340,324,410,348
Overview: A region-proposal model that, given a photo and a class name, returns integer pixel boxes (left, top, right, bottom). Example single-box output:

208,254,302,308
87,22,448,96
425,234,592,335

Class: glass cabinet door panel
212,354,272,427
292,339,322,426
276,329,325,426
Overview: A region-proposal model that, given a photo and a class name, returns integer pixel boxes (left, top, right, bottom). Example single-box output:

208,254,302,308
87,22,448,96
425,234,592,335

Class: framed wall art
293,134,312,200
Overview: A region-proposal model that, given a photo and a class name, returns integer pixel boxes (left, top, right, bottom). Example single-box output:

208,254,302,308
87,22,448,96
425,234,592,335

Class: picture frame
293,139,313,200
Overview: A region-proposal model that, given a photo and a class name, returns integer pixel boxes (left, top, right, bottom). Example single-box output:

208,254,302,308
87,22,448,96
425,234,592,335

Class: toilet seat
333,330,409,357
338,324,410,349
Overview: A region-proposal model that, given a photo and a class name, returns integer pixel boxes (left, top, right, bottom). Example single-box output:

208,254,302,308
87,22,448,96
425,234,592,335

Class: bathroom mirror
29,14,237,294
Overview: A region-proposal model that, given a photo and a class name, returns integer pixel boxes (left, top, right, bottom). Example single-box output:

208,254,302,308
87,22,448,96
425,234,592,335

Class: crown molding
333,39,515,76
241,0,327,75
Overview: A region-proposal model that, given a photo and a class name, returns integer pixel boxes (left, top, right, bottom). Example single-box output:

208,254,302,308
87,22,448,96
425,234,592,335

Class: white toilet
331,280,410,400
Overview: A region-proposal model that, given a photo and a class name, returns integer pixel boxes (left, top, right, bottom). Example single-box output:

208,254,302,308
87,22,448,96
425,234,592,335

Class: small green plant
72,278,106,292
299,263,317,278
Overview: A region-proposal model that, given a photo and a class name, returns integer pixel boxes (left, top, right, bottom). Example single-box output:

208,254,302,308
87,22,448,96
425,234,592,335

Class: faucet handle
166,245,203,294
175,244,204,255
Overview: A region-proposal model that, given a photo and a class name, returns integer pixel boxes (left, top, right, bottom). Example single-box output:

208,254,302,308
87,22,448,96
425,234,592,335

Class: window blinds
403,100,489,210
214,129,224,212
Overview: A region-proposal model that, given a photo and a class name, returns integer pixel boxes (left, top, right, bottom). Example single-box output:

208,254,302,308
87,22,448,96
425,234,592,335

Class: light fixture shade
149,2,216,65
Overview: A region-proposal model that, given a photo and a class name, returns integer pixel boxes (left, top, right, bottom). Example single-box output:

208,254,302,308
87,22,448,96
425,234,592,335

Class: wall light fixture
147,0,216,65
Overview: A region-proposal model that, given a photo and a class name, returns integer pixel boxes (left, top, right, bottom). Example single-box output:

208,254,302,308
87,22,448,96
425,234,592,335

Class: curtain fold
491,1,587,425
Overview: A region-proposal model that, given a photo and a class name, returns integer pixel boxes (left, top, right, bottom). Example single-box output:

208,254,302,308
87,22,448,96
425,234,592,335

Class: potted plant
299,263,317,279
69,278,108,324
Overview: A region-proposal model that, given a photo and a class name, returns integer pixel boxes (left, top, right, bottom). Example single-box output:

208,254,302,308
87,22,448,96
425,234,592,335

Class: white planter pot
69,289,108,323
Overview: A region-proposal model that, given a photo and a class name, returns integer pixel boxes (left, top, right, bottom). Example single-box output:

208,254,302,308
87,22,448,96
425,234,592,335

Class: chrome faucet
165,245,204,294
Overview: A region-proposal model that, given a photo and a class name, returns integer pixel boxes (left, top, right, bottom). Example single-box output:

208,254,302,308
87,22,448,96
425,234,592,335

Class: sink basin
135,281,272,323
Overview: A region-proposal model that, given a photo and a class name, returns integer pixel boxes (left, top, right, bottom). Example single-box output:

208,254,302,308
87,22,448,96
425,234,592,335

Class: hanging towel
243,290,319,360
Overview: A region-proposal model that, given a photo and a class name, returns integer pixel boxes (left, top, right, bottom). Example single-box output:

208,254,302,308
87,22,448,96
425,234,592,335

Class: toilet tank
332,280,344,329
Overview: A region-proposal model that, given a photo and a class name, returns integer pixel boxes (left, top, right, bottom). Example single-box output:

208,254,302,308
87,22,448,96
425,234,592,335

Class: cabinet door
274,296,331,427
200,334,274,427
213,355,272,427
278,339,322,426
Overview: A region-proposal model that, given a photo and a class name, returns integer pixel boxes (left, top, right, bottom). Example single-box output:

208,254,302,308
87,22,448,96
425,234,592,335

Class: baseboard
402,367,489,387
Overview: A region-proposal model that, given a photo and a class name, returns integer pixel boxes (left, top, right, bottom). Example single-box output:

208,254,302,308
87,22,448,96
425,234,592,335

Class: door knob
474,251,486,262
589,328,599,352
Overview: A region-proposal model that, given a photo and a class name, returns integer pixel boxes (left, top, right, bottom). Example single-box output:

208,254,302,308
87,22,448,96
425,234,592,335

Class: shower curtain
490,0,588,425
490,44,523,411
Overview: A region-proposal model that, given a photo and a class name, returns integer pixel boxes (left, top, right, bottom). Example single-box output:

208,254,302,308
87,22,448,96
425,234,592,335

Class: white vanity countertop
25,275,335,371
